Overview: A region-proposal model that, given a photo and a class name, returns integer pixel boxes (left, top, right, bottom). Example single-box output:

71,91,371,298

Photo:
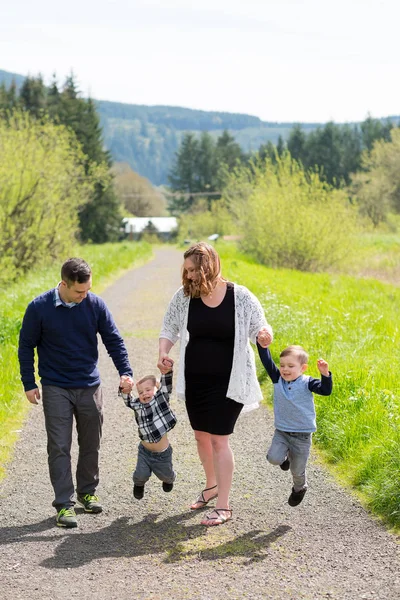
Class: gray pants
42,385,103,509
267,429,312,491
133,443,176,486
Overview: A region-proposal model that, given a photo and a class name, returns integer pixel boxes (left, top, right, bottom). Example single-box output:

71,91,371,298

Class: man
18,258,133,528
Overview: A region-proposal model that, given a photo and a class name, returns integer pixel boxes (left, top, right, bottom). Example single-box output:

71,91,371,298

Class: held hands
257,327,273,348
158,354,174,374
25,388,41,405
119,375,134,394
317,359,329,377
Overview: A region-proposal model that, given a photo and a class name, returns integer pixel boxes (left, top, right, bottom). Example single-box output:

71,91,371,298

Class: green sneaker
56,507,77,528
77,493,103,513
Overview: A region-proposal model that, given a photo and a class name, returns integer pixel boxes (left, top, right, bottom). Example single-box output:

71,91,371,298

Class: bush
225,154,360,272
177,198,235,243
0,110,105,284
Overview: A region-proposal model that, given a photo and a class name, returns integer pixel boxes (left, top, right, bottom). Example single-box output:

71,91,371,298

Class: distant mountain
0,69,26,89
96,101,322,185
2,68,399,186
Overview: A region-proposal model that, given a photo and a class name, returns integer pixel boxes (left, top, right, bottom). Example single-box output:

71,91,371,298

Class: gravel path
0,247,399,600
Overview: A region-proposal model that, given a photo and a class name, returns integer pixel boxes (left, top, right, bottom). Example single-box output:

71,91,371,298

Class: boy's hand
317,359,329,377
257,327,272,348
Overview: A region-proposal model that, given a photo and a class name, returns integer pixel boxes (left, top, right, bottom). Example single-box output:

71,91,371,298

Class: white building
122,217,178,240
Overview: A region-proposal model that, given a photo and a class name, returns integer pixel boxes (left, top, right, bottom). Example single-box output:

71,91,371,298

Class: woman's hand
158,354,174,374
257,326,272,348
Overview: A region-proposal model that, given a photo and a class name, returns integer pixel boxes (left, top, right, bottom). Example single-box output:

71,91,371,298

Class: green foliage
351,128,400,226
0,111,104,284
112,162,166,217
177,199,234,242
287,119,396,187
0,73,123,243
225,153,360,272
168,130,244,214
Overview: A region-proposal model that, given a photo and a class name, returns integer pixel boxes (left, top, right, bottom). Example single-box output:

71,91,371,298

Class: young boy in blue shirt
257,339,332,506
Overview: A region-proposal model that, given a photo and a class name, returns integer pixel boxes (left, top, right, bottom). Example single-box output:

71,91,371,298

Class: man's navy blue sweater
18,289,133,391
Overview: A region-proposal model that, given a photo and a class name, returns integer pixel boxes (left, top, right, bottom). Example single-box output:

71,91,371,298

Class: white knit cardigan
159,284,273,409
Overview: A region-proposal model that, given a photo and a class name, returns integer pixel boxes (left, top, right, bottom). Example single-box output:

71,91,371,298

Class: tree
351,128,400,225
0,111,99,283
19,75,47,117
112,162,166,216
168,133,200,213
361,115,393,151
215,130,243,170
225,154,359,272
287,125,306,162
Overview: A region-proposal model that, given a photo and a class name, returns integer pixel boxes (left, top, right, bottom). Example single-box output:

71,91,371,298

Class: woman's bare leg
201,434,234,525
190,430,218,509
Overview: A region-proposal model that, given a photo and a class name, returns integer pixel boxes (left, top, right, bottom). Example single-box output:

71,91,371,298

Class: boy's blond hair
280,345,309,365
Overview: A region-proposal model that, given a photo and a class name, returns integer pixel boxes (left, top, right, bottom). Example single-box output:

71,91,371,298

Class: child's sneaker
280,457,290,471
162,482,173,492
288,486,307,506
133,484,145,499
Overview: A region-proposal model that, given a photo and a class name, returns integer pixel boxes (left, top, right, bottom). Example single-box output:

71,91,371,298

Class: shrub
225,154,360,272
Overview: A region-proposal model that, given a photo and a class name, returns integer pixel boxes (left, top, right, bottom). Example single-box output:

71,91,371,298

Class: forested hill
1,68,399,186
0,69,25,89
96,100,322,185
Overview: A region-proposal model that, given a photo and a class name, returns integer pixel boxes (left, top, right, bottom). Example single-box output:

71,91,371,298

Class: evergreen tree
287,125,307,162
197,132,218,204
361,115,393,151
168,133,200,212
215,130,243,170
46,74,61,121
276,135,285,156
19,75,47,117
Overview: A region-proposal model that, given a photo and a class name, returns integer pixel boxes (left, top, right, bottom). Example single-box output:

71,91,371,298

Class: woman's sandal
190,484,218,510
201,508,233,527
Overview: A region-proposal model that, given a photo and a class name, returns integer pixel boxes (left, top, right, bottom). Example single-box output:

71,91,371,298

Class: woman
158,242,272,526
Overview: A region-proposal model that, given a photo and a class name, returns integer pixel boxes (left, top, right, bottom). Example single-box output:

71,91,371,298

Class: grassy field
0,241,152,479
217,241,400,530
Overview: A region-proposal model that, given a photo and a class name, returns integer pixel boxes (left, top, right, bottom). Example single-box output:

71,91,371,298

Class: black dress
185,282,243,435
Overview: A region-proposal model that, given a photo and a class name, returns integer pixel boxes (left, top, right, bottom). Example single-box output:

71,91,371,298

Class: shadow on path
0,512,291,567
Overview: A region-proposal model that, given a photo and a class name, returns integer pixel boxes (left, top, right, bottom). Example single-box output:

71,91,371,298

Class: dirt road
0,248,398,600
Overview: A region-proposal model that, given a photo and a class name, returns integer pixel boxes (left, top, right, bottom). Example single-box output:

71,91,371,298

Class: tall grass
217,242,400,529
0,241,152,478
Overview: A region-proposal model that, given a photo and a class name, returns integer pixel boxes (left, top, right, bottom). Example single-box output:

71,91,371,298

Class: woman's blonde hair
182,242,222,297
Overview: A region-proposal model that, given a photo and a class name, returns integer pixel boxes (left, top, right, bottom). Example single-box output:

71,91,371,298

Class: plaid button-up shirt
121,372,177,443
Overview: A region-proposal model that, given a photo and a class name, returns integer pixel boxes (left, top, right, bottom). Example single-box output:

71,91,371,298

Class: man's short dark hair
61,258,91,285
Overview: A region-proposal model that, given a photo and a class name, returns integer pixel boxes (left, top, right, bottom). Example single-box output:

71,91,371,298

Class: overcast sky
1,0,399,123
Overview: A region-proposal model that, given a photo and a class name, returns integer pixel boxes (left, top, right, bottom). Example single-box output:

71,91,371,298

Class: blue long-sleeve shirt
18,289,133,391
257,344,332,432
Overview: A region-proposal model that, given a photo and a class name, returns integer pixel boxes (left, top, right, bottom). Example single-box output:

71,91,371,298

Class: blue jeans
267,429,312,491
133,443,176,486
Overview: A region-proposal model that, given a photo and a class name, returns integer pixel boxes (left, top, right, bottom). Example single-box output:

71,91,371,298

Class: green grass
0,241,152,479
216,241,400,530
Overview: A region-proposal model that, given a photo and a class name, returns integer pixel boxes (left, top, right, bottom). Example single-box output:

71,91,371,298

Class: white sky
1,0,399,123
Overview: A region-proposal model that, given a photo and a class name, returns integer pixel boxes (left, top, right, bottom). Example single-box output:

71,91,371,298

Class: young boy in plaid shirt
120,361,177,499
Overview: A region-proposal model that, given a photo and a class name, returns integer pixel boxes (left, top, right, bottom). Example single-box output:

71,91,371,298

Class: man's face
60,277,92,304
